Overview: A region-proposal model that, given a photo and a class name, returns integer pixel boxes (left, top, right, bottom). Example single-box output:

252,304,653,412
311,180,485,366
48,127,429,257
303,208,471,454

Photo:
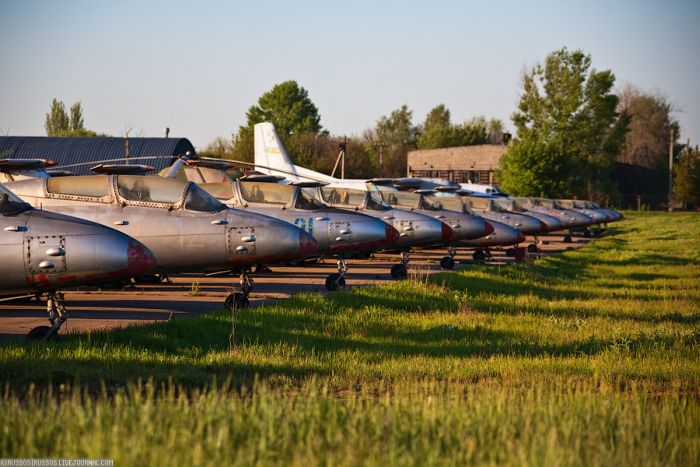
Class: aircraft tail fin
254,122,299,177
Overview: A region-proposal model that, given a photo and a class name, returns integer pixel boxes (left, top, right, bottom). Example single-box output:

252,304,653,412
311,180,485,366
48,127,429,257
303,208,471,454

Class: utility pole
374,143,385,177
668,127,674,212
331,137,348,179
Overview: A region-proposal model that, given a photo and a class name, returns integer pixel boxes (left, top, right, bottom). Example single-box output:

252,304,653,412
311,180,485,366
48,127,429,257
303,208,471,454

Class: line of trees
44,98,101,137
200,81,504,178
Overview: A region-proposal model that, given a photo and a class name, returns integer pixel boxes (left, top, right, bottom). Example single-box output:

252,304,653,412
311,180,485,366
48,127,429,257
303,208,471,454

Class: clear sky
1,0,698,149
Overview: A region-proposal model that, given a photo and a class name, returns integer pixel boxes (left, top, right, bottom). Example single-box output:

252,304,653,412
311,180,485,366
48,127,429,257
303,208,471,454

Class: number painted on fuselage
293,217,314,236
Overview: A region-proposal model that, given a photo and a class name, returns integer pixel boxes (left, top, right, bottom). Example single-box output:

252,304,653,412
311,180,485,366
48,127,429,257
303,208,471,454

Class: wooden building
406,145,507,184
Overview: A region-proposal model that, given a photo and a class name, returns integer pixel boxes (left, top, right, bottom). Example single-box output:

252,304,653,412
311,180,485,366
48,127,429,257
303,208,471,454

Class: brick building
406,145,507,184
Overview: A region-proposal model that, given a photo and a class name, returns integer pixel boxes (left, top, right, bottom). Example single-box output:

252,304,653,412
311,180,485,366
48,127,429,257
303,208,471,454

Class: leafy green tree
69,101,85,131
416,104,453,149
45,98,101,137
233,81,323,161
674,147,700,206
45,98,70,136
368,105,418,176
497,48,627,199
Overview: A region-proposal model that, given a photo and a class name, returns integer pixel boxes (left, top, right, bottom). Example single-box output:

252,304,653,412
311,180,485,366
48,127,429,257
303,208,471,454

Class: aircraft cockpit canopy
115,176,225,212
294,189,325,210
47,175,110,198
239,182,295,205
0,184,30,215
321,187,366,207
378,190,423,209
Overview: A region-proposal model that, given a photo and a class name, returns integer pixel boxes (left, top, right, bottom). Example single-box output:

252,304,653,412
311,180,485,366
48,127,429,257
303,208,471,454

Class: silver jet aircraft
0,183,155,339
306,185,453,278
5,175,318,308
490,197,566,234
424,193,525,261
511,197,594,242
198,180,399,290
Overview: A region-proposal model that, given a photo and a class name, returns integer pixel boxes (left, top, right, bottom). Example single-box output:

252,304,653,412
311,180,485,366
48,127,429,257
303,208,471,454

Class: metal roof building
0,136,196,175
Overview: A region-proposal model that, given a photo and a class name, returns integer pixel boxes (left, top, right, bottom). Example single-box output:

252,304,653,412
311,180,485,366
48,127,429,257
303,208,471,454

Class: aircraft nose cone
483,221,495,235
441,222,453,241
299,229,319,257
127,240,156,276
517,231,526,243
386,224,401,245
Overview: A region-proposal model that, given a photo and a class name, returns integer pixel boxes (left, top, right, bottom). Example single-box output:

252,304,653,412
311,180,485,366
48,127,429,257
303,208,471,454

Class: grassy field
1,212,698,465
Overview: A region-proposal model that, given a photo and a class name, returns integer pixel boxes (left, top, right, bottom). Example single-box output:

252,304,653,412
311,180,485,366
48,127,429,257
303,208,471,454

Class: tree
233,80,323,161
497,48,627,199
45,98,70,136
45,98,100,137
416,104,453,149
69,101,85,131
616,85,679,169
369,105,418,176
674,146,700,206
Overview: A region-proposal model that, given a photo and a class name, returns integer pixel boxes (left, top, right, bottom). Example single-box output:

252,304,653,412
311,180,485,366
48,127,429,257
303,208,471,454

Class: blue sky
1,0,698,148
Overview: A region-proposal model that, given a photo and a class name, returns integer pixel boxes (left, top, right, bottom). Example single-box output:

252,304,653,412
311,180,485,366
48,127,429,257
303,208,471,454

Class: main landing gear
325,258,347,291
390,251,410,280
27,291,67,340
225,268,253,310
440,245,457,270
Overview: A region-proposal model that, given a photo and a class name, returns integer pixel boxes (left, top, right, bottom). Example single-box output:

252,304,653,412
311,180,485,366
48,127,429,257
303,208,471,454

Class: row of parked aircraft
0,123,622,340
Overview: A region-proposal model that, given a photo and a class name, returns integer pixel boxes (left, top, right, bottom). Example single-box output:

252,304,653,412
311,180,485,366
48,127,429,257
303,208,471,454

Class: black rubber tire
225,292,249,311
26,325,55,340
473,250,486,262
505,248,516,257
325,273,346,291
527,244,539,253
583,230,592,238
440,256,455,270
563,235,572,243
390,264,408,280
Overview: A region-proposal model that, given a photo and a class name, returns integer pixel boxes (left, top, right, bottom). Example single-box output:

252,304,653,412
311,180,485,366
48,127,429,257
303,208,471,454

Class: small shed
407,145,507,184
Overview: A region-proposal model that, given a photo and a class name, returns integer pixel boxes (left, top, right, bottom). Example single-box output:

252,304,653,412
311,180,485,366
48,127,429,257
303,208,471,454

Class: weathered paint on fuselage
0,205,154,294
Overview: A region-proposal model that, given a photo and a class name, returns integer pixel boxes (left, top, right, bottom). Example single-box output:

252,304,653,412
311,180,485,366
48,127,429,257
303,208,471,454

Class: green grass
1,212,699,465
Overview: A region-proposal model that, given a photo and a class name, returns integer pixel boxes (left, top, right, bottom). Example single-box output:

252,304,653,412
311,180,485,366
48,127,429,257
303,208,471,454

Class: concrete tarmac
0,234,591,341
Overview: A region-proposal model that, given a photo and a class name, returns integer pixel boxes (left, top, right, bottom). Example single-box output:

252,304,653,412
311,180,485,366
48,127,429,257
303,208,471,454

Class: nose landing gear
440,246,457,270
325,257,348,291
390,251,410,280
225,268,253,310
27,291,66,340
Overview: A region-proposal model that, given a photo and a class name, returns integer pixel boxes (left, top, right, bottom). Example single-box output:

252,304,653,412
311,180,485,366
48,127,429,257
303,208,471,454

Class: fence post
637,195,641,211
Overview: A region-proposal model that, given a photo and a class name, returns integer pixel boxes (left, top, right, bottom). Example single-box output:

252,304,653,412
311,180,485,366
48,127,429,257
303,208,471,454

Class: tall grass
1,212,699,465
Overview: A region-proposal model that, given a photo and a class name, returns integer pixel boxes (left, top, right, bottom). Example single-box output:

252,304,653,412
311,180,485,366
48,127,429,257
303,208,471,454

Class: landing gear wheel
391,264,408,280
440,256,455,270
473,250,486,262
325,273,346,291
26,325,56,341
583,230,592,238
563,234,572,243
225,292,250,310
527,244,539,253
505,248,516,257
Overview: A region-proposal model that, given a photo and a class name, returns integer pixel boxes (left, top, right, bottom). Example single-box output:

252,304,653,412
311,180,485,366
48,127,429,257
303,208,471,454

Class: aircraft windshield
200,183,235,201
0,184,30,215
240,182,294,205
365,192,390,211
184,183,226,212
430,196,463,212
493,198,525,213
464,197,493,210
117,176,187,205
379,191,421,208
47,175,110,198
294,189,325,210
321,187,367,206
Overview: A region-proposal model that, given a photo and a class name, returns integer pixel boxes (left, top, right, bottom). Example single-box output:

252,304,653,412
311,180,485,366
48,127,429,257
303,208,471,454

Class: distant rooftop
0,136,196,175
